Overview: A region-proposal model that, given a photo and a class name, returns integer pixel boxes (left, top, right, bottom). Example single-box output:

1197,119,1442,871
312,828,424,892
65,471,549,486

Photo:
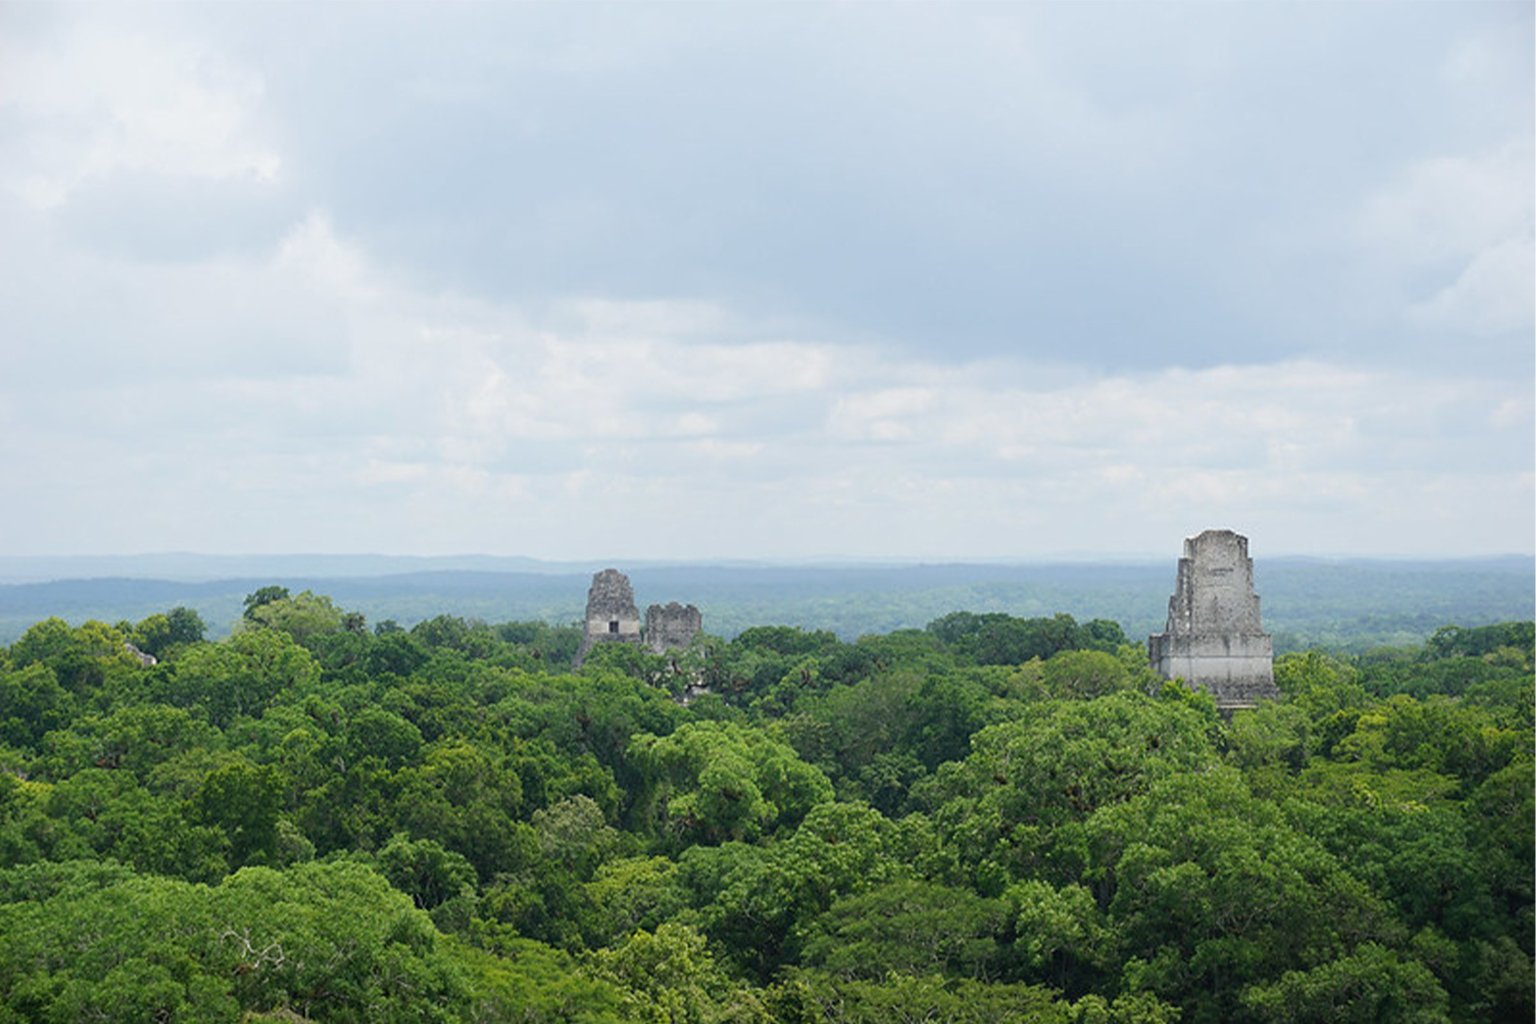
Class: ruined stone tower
574,568,641,667
1148,529,1279,710
645,602,702,654
572,569,703,668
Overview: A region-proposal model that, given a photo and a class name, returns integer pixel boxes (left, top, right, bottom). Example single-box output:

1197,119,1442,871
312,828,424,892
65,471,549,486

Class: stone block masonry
646,602,702,654
573,568,641,667
572,569,703,668
1148,529,1280,710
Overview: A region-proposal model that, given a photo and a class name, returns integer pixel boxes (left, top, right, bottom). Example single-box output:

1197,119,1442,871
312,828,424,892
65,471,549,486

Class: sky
1,1,1531,561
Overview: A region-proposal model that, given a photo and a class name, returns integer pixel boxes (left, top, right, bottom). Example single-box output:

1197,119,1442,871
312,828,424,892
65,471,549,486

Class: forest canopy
0,595,1530,1022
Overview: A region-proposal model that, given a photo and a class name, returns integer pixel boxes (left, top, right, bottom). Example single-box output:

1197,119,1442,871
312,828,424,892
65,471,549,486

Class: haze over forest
1,553,1531,654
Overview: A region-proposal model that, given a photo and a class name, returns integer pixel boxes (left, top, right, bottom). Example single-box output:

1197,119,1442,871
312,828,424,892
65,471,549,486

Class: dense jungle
0,589,1530,1023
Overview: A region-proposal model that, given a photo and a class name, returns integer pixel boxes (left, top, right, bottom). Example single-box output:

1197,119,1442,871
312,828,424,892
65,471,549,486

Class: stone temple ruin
577,568,641,663
645,602,704,654
573,569,702,667
1148,529,1280,710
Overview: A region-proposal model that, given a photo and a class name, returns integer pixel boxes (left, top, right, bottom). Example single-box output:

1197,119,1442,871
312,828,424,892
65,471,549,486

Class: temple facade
572,569,701,667
1148,529,1279,710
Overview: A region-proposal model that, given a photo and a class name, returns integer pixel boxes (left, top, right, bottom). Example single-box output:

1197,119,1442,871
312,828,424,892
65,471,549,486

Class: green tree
1041,649,1133,701
58,704,221,777
345,706,424,768
1007,879,1110,991
0,663,71,750
192,759,285,868
42,768,227,881
1424,621,1534,661
633,720,833,846
591,922,772,1023
241,590,347,645
682,802,896,980
156,628,319,728
8,618,140,695
584,856,688,945
1240,943,1450,1024
798,879,1010,980
533,794,620,879
393,740,527,880
377,832,477,910
769,969,1074,1024
242,586,290,619
1087,767,1398,1023
130,606,207,658
912,693,1218,889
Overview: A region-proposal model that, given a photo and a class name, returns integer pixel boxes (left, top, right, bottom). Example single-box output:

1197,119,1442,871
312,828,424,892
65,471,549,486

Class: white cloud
1408,236,1535,336
7,201,1525,557
274,212,374,299
1360,145,1529,261
1357,142,1534,337
828,388,936,442
1,27,280,208
1,3,1530,559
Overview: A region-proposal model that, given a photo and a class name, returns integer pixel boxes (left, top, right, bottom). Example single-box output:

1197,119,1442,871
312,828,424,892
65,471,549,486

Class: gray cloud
155,1,1526,369
0,2,1530,560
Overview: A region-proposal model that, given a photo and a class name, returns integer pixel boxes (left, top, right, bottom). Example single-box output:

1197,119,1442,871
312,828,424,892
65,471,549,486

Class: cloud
1,25,280,209
1359,146,1528,266
39,1,1501,372
4,203,1527,557
0,206,352,384
0,3,1529,559
1408,236,1535,337
1356,142,1534,339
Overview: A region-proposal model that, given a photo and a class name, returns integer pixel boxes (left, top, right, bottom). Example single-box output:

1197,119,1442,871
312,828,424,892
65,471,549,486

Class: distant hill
0,553,574,584
0,556,1530,652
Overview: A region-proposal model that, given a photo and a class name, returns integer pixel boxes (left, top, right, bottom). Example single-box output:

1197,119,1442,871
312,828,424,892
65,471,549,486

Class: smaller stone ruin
123,642,157,667
1148,529,1279,710
646,602,702,654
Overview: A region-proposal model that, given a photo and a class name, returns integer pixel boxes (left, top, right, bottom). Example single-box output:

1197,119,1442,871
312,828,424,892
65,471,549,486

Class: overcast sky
1,2,1531,561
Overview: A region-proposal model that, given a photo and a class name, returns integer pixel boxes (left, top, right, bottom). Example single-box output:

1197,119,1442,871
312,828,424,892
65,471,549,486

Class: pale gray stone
1148,529,1280,709
572,569,704,668
645,601,702,654
573,568,642,667
124,642,157,667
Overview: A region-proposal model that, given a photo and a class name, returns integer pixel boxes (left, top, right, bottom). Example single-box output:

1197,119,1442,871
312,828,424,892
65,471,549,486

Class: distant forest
0,556,1530,651
0,585,1530,1022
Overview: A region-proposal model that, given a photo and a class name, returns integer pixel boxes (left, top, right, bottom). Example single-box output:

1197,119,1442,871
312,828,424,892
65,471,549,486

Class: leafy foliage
0,605,1529,1022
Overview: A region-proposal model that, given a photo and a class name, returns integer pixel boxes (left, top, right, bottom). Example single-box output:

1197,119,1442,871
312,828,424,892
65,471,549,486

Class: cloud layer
1,3,1530,559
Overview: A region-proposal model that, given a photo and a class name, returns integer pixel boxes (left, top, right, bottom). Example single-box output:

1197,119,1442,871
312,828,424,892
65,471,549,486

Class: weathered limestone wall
1148,529,1279,709
572,570,705,668
574,568,642,666
645,602,702,654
